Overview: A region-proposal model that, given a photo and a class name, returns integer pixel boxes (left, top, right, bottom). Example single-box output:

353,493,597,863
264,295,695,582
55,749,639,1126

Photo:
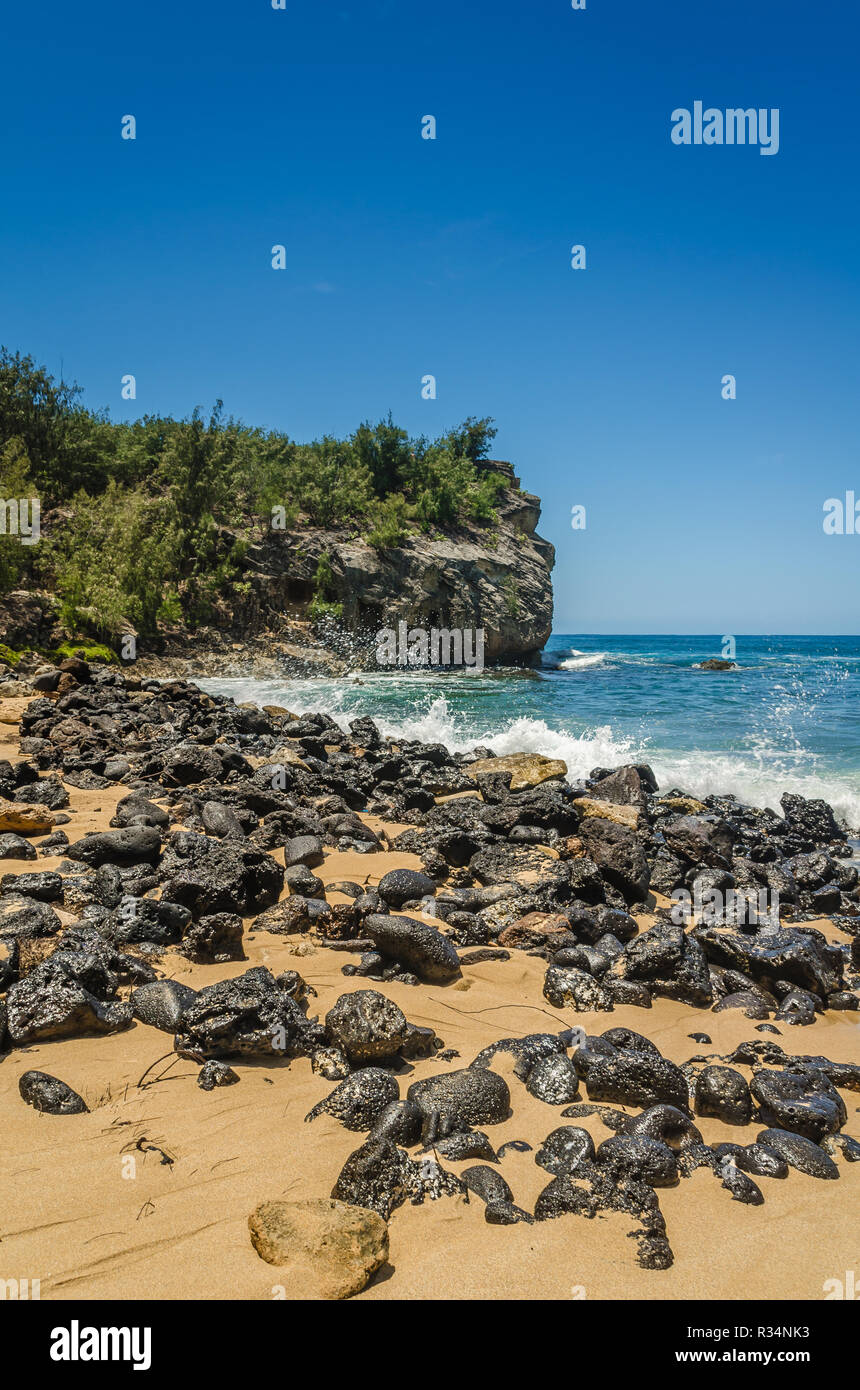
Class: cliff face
241,462,555,667
0,463,555,675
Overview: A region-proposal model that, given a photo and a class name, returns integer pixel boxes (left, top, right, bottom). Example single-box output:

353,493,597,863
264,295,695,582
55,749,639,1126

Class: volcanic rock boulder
750,1068,847,1143
65,827,162,868
174,966,322,1059
160,836,284,918
18,1070,88,1115
6,959,133,1045
363,914,461,983
577,820,650,904
325,990,409,1064
406,1066,511,1142
131,979,199,1033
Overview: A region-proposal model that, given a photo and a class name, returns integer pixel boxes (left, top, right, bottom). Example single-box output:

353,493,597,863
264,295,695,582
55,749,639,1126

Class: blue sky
2,0,858,633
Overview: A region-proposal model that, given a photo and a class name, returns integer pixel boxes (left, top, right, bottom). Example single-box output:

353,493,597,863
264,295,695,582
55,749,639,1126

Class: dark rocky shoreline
1,658,859,1290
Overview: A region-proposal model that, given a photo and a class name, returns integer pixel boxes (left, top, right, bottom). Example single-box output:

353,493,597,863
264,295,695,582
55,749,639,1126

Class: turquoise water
199,634,860,829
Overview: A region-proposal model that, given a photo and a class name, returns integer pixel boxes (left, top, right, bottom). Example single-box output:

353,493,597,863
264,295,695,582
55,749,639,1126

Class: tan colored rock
270,745,311,771
559,835,586,859
656,796,708,815
575,797,639,829
0,806,56,835
468,752,567,791
248,1198,388,1300
498,912,572,949
263,705,296,720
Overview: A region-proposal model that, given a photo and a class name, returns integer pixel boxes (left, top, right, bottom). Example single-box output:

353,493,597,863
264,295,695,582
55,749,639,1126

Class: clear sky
2,0,858,633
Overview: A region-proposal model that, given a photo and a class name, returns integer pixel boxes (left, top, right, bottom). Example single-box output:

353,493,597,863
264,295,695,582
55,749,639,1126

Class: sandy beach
1,698,858,1302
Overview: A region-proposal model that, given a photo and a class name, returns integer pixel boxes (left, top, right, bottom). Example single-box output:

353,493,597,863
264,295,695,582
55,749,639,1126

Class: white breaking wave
541,647,607,671
196,680,860,830
557,652,607,671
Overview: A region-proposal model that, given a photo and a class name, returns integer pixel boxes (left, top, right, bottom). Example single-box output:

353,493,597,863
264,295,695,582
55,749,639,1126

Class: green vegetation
0,349,507,641
502,575,520,617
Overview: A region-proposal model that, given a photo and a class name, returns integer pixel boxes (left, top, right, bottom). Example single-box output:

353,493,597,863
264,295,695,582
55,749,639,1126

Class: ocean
198,634,860,832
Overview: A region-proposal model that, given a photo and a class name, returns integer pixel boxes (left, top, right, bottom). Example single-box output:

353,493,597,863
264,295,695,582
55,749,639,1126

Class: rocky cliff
239,462,554,668
0,461,555,677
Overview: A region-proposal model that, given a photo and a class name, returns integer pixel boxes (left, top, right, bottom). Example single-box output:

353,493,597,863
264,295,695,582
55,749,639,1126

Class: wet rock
377,868,437,909
284,863,326,899
0,894,62,940
623,920,712,1005
434,1130,497,1162
472,1031,568,1081
12,776,69,810
0,833,37,860
367,1099,423,1146
111,795,169,829
595,1134,679,1186
778,793,845,850
65,826,162,868
201,802,245,840
717,1157,765,1205
283,835,325,869
697,925,842,999
248,1197,388,1300
0,870,62,901
181,912,244,963
663,814,735,869
18,1070,88,1114
160,836,284,918
110,896,189,946
197,1060,239,1091
712,1141,788,1180
131,979,198,1032
694,1066,752,1125
628,1105,702,1149
161,743,225,786
775,989,817,1026
713,991,771,1019
577,820,651,904
498,912,572,950
331,1139,463,1220
580,1045,690,1113
461,1165,533,1224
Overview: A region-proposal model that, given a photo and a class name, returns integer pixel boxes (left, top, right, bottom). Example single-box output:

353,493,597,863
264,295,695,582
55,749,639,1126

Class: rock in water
248,1197,389,1299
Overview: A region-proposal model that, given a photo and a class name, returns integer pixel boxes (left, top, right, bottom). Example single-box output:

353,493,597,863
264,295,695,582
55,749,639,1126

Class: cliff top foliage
0,348,508,638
